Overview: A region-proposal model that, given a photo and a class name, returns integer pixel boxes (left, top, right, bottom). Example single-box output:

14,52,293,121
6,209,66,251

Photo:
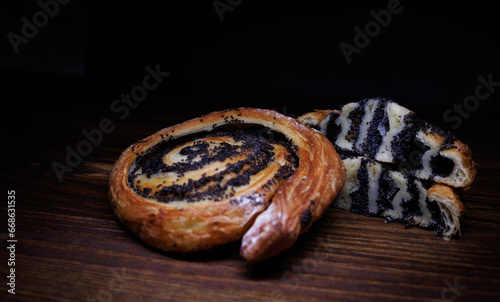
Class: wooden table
1,97,499,302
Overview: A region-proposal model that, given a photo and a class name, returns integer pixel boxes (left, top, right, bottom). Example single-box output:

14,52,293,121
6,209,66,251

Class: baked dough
337,154,464,239
298,98,475,238
109,108,345,263
299,98,477,188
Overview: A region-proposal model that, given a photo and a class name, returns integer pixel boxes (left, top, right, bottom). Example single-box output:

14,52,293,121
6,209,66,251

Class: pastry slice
300,98,477,188
338,154,464,239
298,98,475,239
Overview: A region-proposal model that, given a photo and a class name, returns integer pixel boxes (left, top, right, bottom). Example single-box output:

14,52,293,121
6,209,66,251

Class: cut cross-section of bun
298,97,476,239
301,98,477,188
321,99,415,164
338,154,464,239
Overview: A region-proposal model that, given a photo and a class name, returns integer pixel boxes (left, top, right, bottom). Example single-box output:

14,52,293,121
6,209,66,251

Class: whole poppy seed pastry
109,108,346,263
300,98,477,188
338,154,464,239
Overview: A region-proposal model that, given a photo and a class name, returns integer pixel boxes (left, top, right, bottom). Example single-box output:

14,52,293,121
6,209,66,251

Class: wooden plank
1,106,499,302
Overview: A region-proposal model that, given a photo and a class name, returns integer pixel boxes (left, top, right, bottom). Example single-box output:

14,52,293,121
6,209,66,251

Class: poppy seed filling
315,97,468,237
127,124,298,204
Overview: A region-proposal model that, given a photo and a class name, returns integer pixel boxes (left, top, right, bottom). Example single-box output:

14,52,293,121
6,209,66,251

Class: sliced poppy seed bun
299,98,477,188
337,154,464,239
298,98,476,239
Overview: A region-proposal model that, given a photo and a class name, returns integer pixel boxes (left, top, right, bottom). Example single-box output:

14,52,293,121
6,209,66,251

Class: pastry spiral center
127,126,298,205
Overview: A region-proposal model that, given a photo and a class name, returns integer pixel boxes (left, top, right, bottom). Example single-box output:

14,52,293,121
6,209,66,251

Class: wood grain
1,104,499,302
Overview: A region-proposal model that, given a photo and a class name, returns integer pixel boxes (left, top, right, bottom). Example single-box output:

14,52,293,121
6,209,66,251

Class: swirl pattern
128,126,297,205
109,108,345,263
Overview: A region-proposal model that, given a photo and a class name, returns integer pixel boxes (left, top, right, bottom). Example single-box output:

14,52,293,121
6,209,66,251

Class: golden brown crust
297,110,336,128
434,138,477,189
427,183,466,238
412,124,477,189
109,108,345,263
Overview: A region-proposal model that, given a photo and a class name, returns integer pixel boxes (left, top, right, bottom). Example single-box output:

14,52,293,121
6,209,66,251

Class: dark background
1,0,500,150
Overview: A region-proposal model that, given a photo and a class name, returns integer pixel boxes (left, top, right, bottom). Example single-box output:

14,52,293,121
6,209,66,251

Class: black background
1,0,500,133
